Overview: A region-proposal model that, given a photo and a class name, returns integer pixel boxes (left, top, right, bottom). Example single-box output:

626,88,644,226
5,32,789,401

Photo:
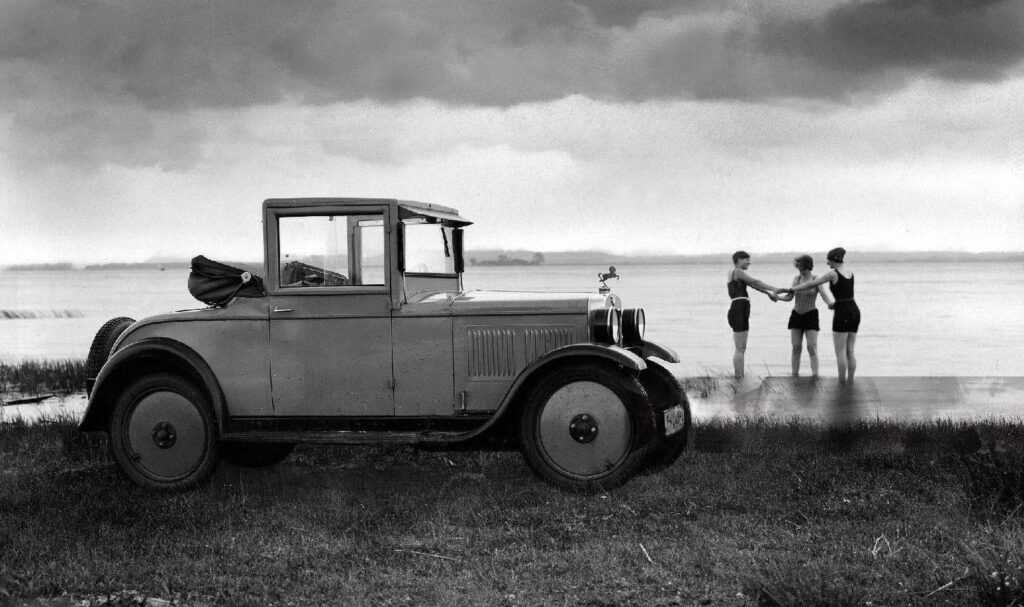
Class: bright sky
1,0,1022,264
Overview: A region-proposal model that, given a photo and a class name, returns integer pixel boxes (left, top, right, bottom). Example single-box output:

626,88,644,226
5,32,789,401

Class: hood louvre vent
524,327,574,365
468,328,516,379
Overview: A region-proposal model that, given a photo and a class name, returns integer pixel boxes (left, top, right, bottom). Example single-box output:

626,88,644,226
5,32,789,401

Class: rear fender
78,338,227,433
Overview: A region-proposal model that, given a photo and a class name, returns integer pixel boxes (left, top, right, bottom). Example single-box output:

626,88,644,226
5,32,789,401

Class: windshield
403,219,456,275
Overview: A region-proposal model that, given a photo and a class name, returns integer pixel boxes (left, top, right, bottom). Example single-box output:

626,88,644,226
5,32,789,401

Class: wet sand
690,376,1024,423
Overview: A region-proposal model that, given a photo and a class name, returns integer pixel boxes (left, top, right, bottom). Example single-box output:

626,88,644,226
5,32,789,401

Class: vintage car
80,198,691,491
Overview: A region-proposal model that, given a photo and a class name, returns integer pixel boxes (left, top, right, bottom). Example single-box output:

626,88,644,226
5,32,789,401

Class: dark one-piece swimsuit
829,272,861,333
727,271,750,333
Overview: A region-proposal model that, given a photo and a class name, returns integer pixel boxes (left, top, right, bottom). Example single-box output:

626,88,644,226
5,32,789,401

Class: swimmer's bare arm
776,276,798,301
734,269,779,295
785,270,836,293
818,283,834,307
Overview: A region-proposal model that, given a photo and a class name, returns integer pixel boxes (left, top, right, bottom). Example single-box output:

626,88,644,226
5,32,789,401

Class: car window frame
266,204,391,296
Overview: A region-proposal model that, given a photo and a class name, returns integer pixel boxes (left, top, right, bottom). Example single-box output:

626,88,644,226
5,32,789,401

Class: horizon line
4,248,1024,270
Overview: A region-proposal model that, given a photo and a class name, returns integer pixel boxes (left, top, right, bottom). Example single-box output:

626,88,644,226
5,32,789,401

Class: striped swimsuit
788,275,820,331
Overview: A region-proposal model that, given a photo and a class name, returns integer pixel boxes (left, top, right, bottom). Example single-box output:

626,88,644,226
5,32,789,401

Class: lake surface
1,261,1021,377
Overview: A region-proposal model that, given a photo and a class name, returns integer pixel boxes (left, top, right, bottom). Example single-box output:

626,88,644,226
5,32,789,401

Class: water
1,262,1022,377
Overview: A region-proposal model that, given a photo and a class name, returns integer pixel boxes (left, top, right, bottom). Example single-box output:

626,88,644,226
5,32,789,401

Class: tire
519,364,655,491
85,317,136,381
220,442,295,468
109,372,219,491
638,362,693,474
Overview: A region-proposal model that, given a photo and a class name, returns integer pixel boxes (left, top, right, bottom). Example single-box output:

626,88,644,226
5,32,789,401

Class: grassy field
3,414,1024,606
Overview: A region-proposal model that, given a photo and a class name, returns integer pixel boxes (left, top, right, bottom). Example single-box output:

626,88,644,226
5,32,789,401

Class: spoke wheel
520,364,654,491
110,373,219,491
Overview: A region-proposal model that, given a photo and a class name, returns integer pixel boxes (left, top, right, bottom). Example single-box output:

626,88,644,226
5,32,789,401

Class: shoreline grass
0,359,86,399
3,418,1024,606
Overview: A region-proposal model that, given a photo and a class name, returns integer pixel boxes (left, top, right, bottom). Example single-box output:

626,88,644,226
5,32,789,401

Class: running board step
219,430,471,445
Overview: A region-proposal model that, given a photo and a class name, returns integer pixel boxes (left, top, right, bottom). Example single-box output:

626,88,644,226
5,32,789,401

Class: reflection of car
80,198,691,492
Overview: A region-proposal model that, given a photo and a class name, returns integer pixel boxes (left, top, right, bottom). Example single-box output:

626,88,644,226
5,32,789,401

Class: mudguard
634,339,680,364
79,338,227,433
458,343,648,440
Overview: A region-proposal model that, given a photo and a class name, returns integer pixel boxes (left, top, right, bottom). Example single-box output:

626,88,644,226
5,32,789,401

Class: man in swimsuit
728,251,781,379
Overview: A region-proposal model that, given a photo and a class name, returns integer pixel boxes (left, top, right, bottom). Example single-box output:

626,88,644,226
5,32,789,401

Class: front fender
457,343,647,441
632,339,680,364
79,338,227,433
526,343,648,374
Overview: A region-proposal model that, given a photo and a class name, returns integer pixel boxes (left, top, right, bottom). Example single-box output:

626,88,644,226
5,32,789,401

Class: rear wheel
220,442,296,468
85,317,135,384
519,364,654,491
638,362,693,473
109,373,219,491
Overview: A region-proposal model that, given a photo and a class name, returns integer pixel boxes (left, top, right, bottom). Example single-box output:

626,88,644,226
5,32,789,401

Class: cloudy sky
1,0,1022,265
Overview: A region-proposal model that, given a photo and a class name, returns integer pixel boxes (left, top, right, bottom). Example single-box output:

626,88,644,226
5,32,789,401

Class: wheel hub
152,422,177,449
569,413,599,443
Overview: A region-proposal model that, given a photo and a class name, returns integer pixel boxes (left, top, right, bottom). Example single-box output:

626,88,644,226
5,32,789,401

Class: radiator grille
468,328,516,378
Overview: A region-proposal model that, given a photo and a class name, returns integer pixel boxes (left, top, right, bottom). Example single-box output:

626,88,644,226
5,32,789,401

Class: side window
278,213,385,287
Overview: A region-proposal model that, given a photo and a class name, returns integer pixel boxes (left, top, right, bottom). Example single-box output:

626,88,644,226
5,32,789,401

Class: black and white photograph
2,1,1023,605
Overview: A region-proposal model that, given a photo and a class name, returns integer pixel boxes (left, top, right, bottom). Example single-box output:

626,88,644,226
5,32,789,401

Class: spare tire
85,316,136,386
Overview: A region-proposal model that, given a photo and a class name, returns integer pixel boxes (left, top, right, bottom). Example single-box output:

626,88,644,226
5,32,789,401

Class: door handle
273,307,294,313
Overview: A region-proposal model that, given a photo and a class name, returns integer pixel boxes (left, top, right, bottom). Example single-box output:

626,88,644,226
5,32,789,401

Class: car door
266,205,394,417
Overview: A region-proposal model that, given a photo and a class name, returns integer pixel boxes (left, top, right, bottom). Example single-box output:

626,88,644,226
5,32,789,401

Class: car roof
262,197,472,226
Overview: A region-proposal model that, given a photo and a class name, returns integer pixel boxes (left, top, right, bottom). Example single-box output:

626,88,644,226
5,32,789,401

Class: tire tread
85,316,136,380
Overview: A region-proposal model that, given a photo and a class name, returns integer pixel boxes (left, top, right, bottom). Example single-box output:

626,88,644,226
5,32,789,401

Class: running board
220,430,472,445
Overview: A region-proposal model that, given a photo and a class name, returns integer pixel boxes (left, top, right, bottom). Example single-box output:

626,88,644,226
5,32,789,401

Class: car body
80,198,691,491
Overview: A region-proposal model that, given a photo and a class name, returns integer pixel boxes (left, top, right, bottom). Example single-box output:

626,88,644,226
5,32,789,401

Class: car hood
451,290,611,316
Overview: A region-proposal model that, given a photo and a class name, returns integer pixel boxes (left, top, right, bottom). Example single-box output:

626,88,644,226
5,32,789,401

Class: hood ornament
598,265,619,294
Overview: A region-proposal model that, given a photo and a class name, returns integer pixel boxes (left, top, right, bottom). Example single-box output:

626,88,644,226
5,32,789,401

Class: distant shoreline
3,250,1023,271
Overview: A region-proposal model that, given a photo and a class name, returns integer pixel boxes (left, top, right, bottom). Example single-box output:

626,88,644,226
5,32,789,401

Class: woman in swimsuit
777,254,834,377
780,247,860,382
727,251,780,379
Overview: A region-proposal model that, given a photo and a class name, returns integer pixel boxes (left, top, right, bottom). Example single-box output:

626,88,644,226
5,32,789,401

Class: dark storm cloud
762,0,1024,85
1,0,1023,169
3,0,1022,110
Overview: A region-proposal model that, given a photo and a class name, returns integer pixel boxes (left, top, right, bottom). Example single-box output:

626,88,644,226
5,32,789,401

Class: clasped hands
767,286,836,309
767,286,790,302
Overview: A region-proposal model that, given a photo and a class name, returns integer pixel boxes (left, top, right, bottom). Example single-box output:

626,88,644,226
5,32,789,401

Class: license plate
662,404,688,437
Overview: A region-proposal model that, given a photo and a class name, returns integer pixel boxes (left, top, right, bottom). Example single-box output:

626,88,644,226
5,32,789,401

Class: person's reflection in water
823,379,879,452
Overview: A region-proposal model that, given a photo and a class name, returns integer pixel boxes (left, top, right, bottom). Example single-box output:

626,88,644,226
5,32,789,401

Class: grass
0,359,86,398
4,417,1024,606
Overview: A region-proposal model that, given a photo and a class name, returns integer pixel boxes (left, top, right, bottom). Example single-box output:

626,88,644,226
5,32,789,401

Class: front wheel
519,364,654,491
109,373,219,491
638,362,693,474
